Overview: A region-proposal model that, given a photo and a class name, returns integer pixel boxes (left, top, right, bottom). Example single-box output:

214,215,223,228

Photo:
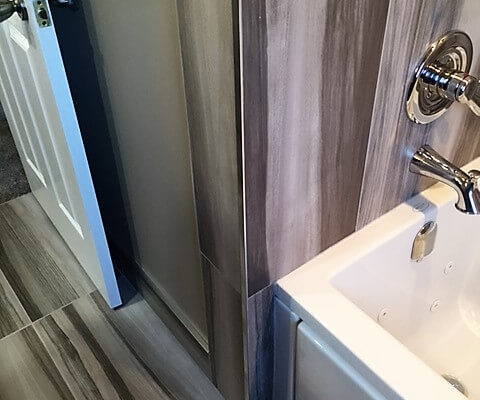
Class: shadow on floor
0,118,30,204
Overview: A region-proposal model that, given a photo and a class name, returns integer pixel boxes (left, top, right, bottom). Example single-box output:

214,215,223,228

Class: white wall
78,0,207,345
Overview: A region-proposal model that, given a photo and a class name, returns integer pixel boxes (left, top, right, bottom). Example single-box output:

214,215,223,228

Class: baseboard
108,242,212,378
135,263,209,351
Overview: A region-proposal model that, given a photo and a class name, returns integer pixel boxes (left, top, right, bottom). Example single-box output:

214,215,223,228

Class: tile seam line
0,289,97,343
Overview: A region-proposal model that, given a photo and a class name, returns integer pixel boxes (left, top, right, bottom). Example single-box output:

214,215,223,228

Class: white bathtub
275,158,480,399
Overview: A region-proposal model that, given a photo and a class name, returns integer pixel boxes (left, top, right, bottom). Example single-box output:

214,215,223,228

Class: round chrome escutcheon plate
406,31,473,124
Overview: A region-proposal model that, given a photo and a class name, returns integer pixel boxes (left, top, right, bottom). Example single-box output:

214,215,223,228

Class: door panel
0,1,121,307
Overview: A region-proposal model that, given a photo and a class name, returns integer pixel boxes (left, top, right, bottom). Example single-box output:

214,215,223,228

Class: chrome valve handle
419,63,480,116
457,74,480,115
406,31,480,124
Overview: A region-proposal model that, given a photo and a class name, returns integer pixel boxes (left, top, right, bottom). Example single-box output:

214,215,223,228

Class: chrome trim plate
406,31,472,124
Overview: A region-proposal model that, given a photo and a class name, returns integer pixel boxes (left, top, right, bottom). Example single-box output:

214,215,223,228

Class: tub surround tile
242,0,269,298
177,1,245,397
243,0,390,297
239,1,480,399
241,1,390,398
247,284,274,400
202,256,245,400
0,194,95,322
176,0,243,294
357,0,473,227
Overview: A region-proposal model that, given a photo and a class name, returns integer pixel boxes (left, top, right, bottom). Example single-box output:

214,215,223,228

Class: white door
0,0,121,307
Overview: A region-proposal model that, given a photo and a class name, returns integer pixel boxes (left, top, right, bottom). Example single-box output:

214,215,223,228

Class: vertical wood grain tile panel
247,284,274,399
177,0,243,293
202,256,245,400
243,0,389,295
243,1,480,398
356,0,480,227
242,0,269,297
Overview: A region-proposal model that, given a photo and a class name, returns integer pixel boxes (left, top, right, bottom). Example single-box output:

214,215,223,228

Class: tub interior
331,207,480,398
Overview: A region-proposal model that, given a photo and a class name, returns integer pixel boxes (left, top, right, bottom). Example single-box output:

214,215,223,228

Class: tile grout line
0,263,32,327
30,289,98,328
0,289,98,343
0,323,31,343
0,259,32,342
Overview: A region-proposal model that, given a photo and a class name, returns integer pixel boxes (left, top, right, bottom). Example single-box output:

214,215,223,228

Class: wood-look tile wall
242,0,480,398
243,0,390,297
243,0,480,295
176,0,243,293
357,0,480,227
179,0,480,398
176,1,245,399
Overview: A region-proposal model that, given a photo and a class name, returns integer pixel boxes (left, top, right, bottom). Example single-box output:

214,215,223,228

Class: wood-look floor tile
0,266,30,339
0,194,95,321
0,325,75,400
35,297,172,399
88,291,223,400
32,291,221,400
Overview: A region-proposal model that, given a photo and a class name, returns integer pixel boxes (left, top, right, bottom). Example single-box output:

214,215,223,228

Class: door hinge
33,0,51,27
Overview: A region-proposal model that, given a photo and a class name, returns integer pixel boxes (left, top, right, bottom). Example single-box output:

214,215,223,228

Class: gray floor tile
88,291,223,400
35,295,172,399
24,291,223,400
0,267,30,339
0,195,221,400
0,194,95,321
0,325,75,400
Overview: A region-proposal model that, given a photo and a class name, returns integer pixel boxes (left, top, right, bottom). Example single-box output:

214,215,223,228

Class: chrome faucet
410,145,480,214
